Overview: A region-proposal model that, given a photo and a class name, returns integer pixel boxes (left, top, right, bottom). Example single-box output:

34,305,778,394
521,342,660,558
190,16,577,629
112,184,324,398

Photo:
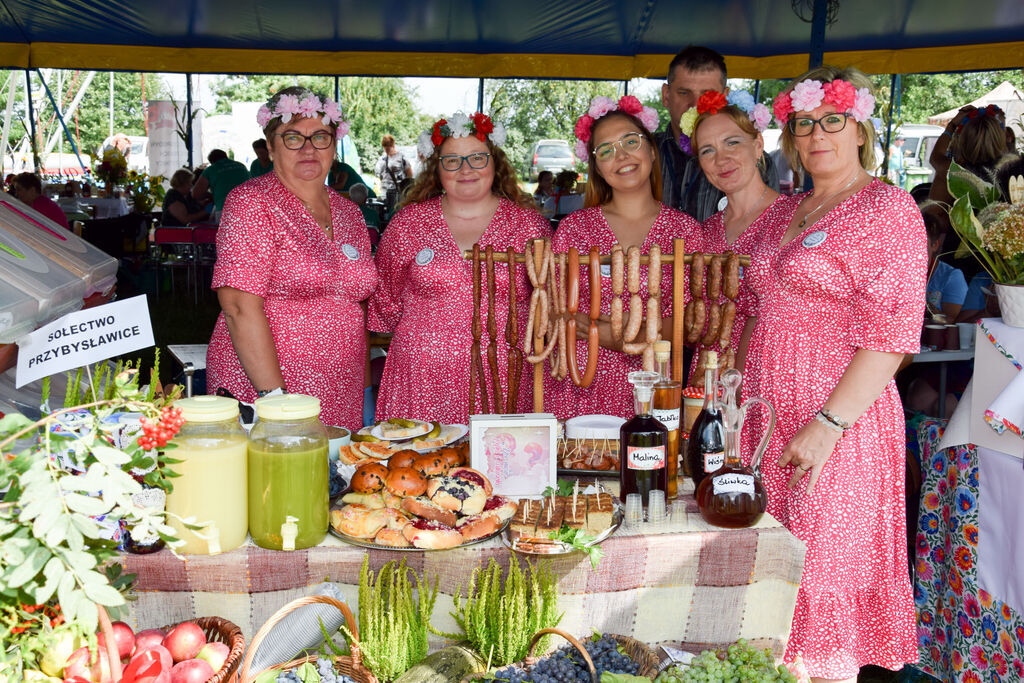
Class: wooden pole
532,239,545,413
672,238,686,383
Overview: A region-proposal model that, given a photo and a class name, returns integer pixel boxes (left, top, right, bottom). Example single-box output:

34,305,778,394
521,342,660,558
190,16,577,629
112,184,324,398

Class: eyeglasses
275,131,335,150
593,132,645,162
787,113,852,137
439,153,491,172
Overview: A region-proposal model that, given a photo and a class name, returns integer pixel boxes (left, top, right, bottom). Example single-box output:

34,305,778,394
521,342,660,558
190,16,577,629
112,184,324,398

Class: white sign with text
16,295,154,387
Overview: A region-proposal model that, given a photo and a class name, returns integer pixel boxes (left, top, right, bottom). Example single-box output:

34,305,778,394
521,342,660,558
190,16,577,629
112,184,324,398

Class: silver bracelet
814,411,845,434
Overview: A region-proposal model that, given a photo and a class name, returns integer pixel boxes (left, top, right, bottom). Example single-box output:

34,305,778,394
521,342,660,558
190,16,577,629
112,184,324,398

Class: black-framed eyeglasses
439,152,492,172
593,132,645,162
275,131,335,150
787,112,852,137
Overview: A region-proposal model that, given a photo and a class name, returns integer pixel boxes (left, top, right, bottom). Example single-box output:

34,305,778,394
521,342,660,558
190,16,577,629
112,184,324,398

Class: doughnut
412,454,449,477
388,449,419,470
402,519,463,549
401,496,458,527
351,463,388,493
437,447,464,469
385,467,427,497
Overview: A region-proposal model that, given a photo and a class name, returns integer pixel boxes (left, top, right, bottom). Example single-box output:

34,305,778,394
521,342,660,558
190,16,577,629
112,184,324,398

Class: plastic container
0,225,84,333
0,278,42,343
0,193,118,296
248,394,329,550
166,396,249,554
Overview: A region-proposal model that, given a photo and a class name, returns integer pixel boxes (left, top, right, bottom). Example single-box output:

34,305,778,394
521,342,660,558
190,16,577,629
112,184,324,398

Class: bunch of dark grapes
494,634,640,683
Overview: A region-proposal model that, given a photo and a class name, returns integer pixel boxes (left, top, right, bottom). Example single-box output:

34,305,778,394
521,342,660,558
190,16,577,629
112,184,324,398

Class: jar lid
174,395,239,422
565,414,625,439
254,393,321,420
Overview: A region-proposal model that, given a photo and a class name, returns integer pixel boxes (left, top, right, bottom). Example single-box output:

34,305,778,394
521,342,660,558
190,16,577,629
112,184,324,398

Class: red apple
97,620,136,659
169,659,214,683
64,677,92,683
133,629,167,655
194,642,229,673
64,646,112,682
121,648,173,683
162,623,206,663
132,644,173,671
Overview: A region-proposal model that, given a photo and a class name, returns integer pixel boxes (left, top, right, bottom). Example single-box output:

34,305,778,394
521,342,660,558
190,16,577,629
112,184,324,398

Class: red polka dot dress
690,193,803,382
545,205,702,420
740,180,927,678
206,173,377,431
368,196,549,424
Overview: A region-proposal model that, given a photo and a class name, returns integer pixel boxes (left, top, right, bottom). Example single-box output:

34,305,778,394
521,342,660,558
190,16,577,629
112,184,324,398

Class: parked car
524,140,574,181
894,123,945,190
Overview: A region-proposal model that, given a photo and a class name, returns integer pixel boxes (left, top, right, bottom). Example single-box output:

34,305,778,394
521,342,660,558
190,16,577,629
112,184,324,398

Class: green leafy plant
946,160,1023,283
342,556,437,682
0,362,191,678
437,556,561,667
122,169,167,214
548,525,604,569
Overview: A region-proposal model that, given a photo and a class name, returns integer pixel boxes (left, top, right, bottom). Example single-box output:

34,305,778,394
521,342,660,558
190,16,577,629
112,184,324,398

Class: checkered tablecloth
121,488,805,657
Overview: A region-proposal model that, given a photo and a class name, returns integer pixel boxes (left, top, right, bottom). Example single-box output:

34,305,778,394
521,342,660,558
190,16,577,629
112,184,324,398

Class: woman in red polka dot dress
369,112,549,424
740,67,927,681
207,87,376,431
545,96,702,420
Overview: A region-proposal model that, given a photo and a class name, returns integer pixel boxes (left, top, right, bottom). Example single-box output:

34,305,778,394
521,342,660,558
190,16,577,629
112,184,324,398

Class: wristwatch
257,387,285,398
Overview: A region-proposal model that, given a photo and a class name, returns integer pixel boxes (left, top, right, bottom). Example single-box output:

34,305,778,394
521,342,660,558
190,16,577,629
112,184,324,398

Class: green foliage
487,80,621,173
440,556,562,667
207,75,426,174
342,556,438,682
945,161,1021,283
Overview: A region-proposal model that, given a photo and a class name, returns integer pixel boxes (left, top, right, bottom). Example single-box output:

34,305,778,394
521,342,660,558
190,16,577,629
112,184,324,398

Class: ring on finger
797,464,810,472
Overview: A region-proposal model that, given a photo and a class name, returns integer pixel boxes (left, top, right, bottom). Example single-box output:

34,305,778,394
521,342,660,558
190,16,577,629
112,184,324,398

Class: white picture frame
469,413,558,497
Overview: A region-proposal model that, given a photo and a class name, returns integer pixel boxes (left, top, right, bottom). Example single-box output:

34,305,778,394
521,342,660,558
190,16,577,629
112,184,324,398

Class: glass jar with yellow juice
248,394,328,550
165,396,248,554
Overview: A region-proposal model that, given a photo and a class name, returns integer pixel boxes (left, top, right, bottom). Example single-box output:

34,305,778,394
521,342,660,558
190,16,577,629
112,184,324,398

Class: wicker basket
159,616,246,683
236,595,379,683
463,627,659,683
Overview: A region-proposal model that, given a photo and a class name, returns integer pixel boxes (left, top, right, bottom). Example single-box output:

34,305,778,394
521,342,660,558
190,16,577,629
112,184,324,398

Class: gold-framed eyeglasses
787,113,852,137
593,132,645,162
276,131,335,150
439,153,492,172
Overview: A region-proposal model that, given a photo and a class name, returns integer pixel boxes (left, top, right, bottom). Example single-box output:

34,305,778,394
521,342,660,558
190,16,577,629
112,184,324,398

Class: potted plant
947,162,1024,325
122,171,166,216
0,362,189,680
93,149,128,197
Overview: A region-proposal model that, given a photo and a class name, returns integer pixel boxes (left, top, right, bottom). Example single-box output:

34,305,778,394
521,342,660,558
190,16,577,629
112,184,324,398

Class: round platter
328,515,509,551
392,424,469,453
369,419,432,440
501,500,624,556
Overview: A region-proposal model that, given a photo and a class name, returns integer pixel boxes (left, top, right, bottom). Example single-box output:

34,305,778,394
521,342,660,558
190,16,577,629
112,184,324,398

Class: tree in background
72,72,165,156
208,75,427,174
486,79,621,174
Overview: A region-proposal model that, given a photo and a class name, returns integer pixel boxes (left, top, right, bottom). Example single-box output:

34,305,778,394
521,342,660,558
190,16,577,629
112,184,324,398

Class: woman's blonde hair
778,65,877,174
169,169,194,190
583,111,662,208
400,139,534,210
691,106,760,149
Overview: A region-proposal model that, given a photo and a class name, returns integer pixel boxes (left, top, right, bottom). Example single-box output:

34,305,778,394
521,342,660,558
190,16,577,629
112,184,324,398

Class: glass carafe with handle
696,369,776,528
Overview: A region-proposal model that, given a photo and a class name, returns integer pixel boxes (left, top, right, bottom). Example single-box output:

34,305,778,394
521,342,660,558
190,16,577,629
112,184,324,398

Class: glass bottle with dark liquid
696,369,776,528
620,370,668,504
685,350,724,491
651,340,681,499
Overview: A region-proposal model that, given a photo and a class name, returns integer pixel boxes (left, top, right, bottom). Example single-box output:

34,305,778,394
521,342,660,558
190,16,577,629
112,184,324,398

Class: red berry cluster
137,406,185,451
7,603,62,634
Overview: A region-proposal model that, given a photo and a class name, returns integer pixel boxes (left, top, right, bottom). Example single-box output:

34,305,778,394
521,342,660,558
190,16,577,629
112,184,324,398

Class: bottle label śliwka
627,445,666,470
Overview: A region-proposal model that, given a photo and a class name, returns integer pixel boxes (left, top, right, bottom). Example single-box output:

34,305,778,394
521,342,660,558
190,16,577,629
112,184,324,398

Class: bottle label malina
652,408,680,431
703,450,724,472
712,473,755,496
627,445,666,470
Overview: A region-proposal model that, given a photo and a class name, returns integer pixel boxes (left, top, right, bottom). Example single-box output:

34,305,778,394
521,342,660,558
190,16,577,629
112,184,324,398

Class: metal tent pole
24,70,38,172
185,73,194,169
477,78,484,112
808,0,828,69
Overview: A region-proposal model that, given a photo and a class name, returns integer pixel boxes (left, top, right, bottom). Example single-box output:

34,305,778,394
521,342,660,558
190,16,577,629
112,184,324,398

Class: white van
893,123,944,189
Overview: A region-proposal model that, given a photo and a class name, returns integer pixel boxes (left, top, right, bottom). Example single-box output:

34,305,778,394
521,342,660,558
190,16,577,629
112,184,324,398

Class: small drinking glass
670,500,687,525
648,490,666,526
625,493,643,528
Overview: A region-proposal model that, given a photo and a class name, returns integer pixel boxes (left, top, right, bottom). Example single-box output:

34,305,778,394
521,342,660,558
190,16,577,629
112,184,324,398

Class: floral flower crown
573,95,660,161
771,78,875,129
416,112,507,158
676,90,772,155
257,89,350,138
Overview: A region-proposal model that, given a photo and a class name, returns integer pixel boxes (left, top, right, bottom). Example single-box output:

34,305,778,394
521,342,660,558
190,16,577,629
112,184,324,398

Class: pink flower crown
771,78,875,129
257,90,350,138
574,95,660,161
416,111,507,158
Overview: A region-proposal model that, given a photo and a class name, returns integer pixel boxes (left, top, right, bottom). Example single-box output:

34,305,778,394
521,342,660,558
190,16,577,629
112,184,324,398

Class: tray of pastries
329,443,517,550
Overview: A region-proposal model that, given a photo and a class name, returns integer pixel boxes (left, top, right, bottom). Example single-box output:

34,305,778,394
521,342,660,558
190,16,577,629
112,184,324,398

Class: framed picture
469,413,558,497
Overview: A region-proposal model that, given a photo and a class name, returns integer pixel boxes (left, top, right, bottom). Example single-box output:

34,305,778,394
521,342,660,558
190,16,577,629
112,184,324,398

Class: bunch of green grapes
654,640,796,683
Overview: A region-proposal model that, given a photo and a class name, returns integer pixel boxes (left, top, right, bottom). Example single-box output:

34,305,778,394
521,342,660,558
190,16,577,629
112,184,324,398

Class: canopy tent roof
1,0,1022,79
928,81,1024,125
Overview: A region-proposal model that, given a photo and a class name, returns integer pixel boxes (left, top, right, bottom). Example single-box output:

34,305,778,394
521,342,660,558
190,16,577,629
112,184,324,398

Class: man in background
655,45,778,222
249,139,273,177
192,149,249,221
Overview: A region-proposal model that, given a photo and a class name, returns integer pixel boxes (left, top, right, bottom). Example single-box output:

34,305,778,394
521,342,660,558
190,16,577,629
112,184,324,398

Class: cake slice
510,498,540,537
585,493,614,535
535,498,565,535
559,495,586,529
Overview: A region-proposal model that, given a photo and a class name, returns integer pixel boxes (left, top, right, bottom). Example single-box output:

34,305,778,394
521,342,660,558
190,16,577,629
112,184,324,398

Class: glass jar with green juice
166,396,248,554
248,394,329,550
